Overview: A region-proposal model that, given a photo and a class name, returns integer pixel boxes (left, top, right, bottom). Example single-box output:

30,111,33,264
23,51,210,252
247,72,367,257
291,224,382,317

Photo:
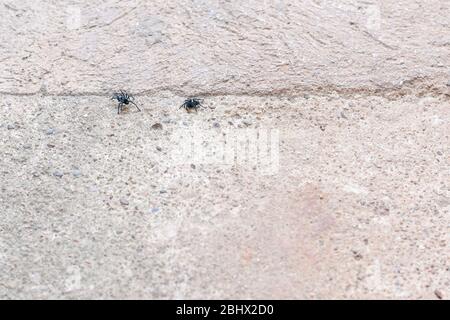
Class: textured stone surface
0,0,449,95
0,95,449,299
1,0,449,300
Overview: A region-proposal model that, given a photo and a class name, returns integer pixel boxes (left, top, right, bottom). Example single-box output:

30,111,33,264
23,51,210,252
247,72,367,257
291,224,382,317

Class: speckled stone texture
0,94,449,299
0,0,449,300
0,0,449,95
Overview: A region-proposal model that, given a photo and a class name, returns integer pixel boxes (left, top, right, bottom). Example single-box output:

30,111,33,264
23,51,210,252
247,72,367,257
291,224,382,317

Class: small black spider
111,90,141,114
180,98,204,112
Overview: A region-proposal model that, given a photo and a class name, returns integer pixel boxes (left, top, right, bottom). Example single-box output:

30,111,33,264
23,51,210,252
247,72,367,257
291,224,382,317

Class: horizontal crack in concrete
0,77,448,99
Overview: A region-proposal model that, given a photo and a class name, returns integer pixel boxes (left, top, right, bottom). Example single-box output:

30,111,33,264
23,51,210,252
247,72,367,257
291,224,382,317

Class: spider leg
118,102,123,114
180,102,186,109
129,101,141,112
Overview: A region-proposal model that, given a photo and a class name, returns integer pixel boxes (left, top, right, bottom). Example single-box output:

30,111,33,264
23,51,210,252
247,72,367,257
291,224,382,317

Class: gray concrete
0,0,449,299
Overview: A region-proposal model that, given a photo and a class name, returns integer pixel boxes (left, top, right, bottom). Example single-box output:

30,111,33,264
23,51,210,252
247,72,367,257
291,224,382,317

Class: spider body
180,98,203,112
111,90,141,114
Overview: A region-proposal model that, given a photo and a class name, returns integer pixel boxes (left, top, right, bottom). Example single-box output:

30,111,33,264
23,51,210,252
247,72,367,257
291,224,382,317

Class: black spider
111,90,141,114
180,98,204,112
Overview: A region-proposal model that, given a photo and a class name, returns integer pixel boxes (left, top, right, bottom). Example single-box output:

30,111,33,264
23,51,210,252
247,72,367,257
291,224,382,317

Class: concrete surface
1,94,449,299
0,0,449,300
1,0,449,96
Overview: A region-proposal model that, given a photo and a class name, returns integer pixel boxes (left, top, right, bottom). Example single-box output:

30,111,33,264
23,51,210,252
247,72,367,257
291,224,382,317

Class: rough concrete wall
1,0,449,300
1,94,449,299
1,0,449,95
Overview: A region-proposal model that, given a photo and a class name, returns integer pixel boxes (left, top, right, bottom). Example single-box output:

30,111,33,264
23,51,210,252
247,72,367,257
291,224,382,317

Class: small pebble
120,198,129,206
434,289,443,300
213,122,221,128
150,208,160,214
191,164,196,169
46,128,55,135
53,171,64,178
23,144,32,150
160,190,167,194
151,123,163,130
7,124,16,130
156,146,162,152
72,169,82,177
352,250,363,260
